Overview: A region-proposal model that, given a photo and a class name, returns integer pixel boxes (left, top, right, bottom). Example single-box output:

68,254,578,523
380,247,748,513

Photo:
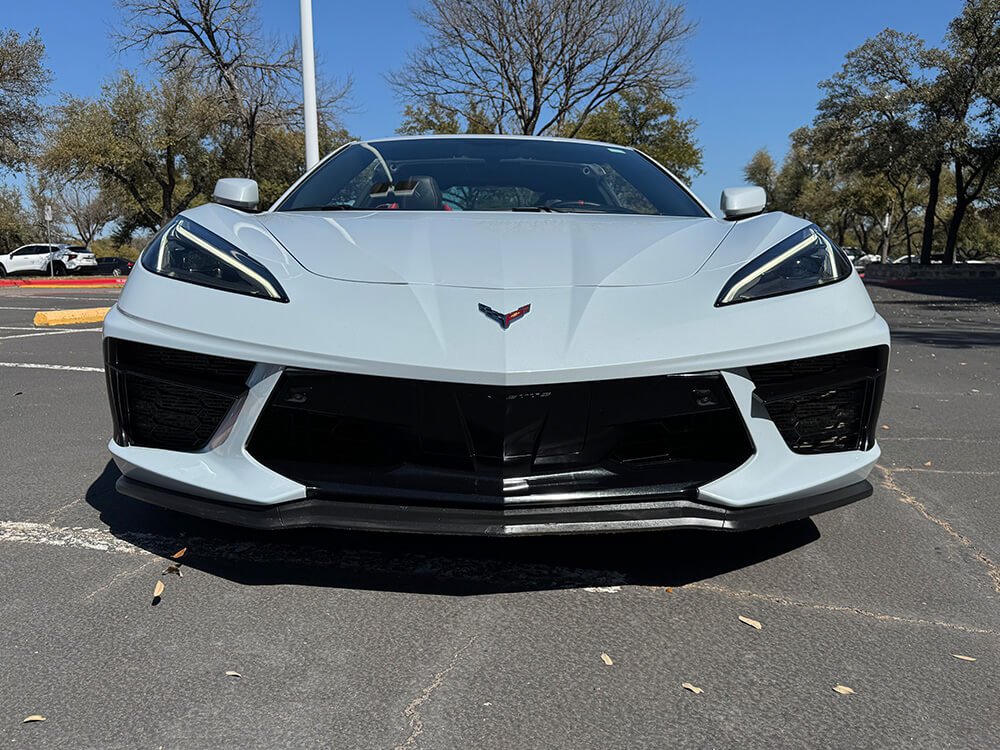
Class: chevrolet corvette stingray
104,135,889,535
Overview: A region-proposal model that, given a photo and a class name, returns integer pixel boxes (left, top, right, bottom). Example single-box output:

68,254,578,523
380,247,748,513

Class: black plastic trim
115,476,872,536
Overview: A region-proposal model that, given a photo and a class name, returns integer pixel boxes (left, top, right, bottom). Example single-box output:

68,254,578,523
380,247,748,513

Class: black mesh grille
105,339,254,451
246,369,755,501
748,347,888,455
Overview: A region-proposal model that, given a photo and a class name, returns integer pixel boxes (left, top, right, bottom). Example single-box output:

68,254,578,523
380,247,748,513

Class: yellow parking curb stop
33,307,112,327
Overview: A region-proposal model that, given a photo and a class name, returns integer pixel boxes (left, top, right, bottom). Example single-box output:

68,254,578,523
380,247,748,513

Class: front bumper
116,475,873,536
104,318,888,533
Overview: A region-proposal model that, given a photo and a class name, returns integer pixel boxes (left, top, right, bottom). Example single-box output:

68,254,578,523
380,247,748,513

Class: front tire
0,264,6,278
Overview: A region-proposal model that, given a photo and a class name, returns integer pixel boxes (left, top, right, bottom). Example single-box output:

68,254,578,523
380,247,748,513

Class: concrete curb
863,263,1000,281
33,307,112,326
0,277,126,288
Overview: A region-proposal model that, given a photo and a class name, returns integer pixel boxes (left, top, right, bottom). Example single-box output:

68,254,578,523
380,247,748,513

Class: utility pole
299,0,320,171
45,204,53,277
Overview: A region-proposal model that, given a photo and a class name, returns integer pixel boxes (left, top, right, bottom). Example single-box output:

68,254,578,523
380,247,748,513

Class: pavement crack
86,558,159,599
396,636,477,750
47,498,83,524
875,464,1000,595
679,583,999,636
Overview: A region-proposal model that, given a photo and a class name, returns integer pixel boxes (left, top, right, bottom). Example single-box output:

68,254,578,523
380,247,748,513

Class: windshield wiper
285,204,364,211
507,205,566,213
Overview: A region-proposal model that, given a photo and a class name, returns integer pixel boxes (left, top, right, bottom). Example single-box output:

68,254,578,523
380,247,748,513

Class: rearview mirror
213,178,259,212
720,186,766,220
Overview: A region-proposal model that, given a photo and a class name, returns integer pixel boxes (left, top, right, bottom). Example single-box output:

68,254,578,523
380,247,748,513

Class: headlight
716,225,852,306
140,217,288,302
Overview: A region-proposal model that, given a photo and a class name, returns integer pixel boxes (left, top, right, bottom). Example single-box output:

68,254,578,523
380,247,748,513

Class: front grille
105,339,254,451
246,369,755,502
748,347,888,454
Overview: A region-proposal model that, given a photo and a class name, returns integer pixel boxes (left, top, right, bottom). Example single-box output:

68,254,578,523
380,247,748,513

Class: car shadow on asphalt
86,461,819,596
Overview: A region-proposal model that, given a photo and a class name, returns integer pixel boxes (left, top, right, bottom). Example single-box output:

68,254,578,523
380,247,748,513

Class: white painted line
0,328,102,341
0,522,148,555
0,362,104,372
24,295,121,302
0,306,63,311
0,326,46,331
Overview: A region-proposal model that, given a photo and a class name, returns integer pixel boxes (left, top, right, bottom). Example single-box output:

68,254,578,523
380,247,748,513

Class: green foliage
0,184,32,252
396,98,495,136
42,71,221,232
0,28,51,171
569,90,703,182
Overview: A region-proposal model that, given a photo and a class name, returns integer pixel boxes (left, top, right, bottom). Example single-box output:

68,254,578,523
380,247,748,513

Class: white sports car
104,135,889,535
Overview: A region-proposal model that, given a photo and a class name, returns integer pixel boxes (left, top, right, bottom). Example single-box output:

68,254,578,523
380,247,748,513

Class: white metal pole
300,0,320,170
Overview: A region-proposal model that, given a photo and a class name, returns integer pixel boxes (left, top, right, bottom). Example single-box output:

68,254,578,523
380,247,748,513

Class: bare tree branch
387,0,693,136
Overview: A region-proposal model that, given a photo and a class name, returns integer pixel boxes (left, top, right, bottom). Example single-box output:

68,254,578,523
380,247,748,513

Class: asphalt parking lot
1,281,998,749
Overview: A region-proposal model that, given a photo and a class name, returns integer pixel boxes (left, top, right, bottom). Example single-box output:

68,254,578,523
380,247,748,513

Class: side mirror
720,186,766,220
213,178,259,212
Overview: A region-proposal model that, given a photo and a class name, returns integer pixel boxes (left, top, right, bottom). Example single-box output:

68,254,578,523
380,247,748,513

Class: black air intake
748,347,888,454
105,339,255,451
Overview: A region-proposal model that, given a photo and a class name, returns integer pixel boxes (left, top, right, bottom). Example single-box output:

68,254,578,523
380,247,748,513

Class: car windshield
275,138,707,217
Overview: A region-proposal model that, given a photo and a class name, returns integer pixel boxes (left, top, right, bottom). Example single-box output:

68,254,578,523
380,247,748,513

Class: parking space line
0,306,64,311
0,362,104,372
0,328,102,341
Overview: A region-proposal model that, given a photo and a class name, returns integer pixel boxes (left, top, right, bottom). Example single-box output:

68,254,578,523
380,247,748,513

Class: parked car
853,253,882,268
94,256,135,277
0,243,98,276
106,135,889,537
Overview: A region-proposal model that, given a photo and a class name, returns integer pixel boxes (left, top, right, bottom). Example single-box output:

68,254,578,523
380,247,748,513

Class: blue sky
6,0,964,202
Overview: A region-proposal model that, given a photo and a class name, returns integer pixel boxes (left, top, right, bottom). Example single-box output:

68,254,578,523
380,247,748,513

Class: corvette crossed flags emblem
478,303,531,330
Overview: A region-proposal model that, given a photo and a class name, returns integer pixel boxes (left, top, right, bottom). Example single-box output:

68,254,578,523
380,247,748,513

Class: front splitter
115,476,872,536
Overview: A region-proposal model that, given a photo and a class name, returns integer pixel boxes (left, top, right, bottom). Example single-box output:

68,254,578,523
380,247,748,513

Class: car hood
254,211,732,288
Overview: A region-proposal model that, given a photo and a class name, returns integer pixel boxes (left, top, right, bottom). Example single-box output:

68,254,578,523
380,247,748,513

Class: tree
58,184,117,247
936,0,1000,263
0,184,32,252
388,0,694,137
743,149,778,207
818,30,950,264
569,89,702,181
396,97,496,135
43,71,221,231
0,28,51,171
115,0,351,179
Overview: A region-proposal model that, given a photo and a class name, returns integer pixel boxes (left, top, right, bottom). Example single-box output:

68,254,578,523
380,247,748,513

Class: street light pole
45,204,53,278
299,0,320,171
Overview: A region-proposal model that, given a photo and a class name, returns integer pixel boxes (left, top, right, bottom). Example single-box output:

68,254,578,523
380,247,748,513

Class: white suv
0,244,98,277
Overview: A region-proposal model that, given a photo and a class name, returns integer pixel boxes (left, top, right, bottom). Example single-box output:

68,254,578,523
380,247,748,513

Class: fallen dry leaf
171,547,187,559
960,362,967,366
681,682,703,694
153,580,165,598
600,653,613,665
163,564,183,577
225,670,243,678
22,716,46,723
666,587,673,594
833,685,855,695
924,461,932,466
881,425,889,430
738,616,762,630
952,654,977,662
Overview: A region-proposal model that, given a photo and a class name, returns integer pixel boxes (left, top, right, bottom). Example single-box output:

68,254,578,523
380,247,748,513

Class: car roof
361,133,634,150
